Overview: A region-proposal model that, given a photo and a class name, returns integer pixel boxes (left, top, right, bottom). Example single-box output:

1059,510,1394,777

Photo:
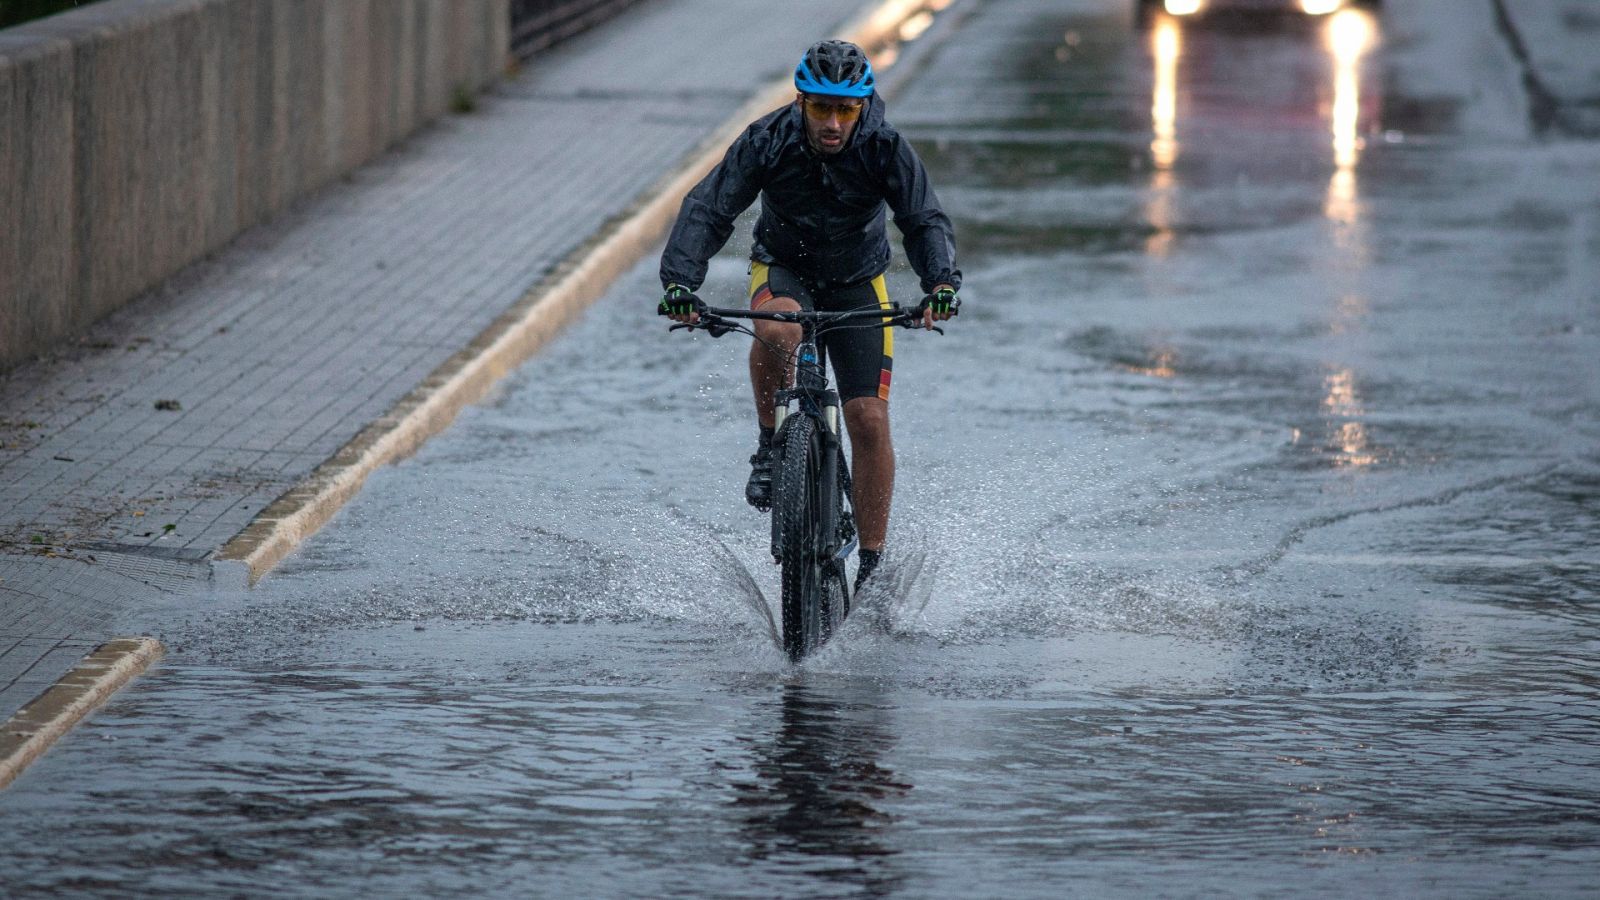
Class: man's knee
753,295,801,344
844,398,891,446
755,293,801,312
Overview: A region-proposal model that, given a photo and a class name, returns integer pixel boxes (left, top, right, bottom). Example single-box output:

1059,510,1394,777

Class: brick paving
0,0,880,722
0,555,152,718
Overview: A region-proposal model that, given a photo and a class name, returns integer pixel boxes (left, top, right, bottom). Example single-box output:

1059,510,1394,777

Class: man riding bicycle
658,39,961,591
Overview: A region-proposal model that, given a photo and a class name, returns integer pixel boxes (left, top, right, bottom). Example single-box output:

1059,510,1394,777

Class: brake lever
896,314,945,335
669,319,735,337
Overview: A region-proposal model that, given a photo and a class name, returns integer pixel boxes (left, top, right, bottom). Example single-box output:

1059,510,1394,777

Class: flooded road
3,0,1598,895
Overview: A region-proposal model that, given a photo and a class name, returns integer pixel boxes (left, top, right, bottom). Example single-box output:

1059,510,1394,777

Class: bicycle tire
773,415,827,661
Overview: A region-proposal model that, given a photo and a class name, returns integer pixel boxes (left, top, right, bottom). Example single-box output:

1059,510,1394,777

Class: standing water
1,0,1597,895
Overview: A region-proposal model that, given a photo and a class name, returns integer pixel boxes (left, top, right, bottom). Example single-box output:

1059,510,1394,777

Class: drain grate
75,542,212,592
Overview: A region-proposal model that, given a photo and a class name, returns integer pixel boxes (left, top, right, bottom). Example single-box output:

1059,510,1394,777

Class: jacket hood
855,92,887,142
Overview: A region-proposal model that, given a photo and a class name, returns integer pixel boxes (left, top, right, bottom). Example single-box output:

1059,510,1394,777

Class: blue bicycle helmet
794,40,875,98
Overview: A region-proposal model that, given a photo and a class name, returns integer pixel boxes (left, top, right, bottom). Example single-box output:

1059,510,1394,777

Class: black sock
759,426,774,448
856,548,882,588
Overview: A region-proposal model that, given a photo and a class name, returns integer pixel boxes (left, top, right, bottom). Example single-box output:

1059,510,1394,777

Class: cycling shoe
745,445,774,509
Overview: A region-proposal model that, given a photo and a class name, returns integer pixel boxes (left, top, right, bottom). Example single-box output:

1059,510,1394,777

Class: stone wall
0,0,509,368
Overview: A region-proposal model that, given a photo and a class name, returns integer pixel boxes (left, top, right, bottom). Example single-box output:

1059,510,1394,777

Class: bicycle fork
773,341,855,565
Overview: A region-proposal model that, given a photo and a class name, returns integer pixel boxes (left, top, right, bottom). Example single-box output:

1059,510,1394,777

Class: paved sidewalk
0,0,881,722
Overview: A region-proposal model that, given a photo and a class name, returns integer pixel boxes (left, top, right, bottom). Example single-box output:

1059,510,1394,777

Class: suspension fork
816,388,843,558
778,324,845,559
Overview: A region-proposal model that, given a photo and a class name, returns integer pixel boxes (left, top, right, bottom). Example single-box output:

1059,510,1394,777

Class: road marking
0,637,164,792
214,0,946,586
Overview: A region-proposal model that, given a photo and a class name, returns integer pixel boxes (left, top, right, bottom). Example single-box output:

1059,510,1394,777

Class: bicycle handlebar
661,294,957,337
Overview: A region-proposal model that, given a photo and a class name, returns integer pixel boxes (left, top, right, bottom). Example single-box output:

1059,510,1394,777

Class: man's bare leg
843,396,893,552
749,297,802,427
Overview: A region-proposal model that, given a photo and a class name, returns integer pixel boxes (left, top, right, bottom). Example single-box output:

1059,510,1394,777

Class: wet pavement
0,0,880,720
3,0,1599,895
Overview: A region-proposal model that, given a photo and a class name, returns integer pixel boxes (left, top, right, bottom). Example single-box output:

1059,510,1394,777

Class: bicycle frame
683,304,921,558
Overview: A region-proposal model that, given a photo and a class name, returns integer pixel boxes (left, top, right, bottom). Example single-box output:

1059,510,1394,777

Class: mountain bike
665,297,950,661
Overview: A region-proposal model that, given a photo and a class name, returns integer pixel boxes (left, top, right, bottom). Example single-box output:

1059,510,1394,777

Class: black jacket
659,94,961,295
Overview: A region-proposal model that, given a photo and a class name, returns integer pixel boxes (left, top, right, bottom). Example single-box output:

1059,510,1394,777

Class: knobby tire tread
775,416,824,661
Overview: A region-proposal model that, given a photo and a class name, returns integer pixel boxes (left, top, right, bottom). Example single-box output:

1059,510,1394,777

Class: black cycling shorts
748,261,893,403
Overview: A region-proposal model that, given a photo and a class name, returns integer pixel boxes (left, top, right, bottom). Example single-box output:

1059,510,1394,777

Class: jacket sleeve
659,125,768,291
884,135,962,295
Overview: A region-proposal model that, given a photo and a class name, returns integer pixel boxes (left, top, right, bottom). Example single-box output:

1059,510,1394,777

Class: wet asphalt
2,0,1598,896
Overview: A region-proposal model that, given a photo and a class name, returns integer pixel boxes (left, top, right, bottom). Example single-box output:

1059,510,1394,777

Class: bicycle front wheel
773,415,828,661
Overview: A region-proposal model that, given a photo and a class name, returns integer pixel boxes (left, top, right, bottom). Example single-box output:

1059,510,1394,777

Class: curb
215,0,942,585
0,637,164,792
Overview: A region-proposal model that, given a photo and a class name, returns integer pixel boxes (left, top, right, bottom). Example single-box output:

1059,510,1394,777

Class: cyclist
658,39,961,591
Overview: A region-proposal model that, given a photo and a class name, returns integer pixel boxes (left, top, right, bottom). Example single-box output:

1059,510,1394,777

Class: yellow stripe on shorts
872,274,893,400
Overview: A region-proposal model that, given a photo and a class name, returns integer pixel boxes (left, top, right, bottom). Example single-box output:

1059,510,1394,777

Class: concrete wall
0,0,509,369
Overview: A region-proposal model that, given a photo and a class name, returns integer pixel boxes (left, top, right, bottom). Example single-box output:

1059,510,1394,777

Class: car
1136,0,1381,27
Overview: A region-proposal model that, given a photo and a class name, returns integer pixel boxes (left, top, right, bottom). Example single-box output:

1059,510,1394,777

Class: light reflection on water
1,2,1597,896
1142,7,1382,247
1146,16,1182,256
1316,369,1380,468
1325,9,1376,228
